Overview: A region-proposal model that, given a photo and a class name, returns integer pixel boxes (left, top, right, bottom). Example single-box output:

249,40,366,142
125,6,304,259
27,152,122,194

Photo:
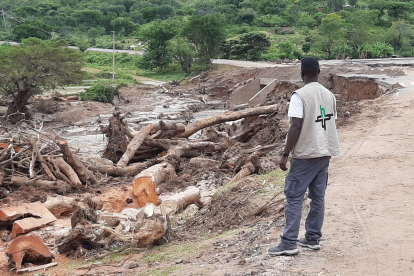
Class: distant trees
0,38,84,123
13,21,51,41
183,13,227,66
222,32,271,60
318,13,346,56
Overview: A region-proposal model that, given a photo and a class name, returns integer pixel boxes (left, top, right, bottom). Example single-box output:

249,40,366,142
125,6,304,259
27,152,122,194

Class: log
151,121,186,139
11,176,71,193
57,141,97,185
117,124,153,167
43,195,75,217
8,235,54,269
31,139,56,181
0,171,5,185
176,104,280,138
54,157,82,186
230,152,260,183
99,162,148,177
160,186,201,215
133,163,175,207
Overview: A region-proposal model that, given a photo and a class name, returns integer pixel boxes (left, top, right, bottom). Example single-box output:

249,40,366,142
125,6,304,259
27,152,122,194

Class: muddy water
57,91,228,159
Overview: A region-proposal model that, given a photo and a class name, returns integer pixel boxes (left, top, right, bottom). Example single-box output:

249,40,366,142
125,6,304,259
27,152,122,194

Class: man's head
301,56,320,83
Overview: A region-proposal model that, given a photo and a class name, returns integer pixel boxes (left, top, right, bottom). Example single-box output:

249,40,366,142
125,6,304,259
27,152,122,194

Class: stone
175,258,183,264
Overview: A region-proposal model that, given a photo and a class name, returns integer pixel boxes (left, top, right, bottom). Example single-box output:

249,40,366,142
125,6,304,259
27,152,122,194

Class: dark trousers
281,156,331,247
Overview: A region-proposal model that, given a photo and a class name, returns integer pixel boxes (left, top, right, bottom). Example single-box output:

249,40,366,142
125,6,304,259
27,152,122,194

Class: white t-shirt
288,93,303,118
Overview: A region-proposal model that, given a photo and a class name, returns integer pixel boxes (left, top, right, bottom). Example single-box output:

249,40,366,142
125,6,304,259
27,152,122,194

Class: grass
137,266,177,276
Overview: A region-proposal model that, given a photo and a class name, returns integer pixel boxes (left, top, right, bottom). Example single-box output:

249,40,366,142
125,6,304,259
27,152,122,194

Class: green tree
222,32,270,60
327,0,345,12
13,21,52,42
168,37,196,73
385,21,412,51
140,20,179,71
0,38,84,123
347,10,380,49
110,17,136,35
183,13,227,66
302,42,311,54
318,13,346,56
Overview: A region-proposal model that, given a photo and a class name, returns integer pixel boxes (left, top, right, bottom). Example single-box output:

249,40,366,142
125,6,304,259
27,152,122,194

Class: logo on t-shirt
315,105,333,130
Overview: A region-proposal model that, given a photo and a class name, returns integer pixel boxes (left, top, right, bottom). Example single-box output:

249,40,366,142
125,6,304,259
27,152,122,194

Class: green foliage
183,13,227,66
80,83,119,104
140,19,180,71
327,0,345,12
168,37,196,73
319,13,346,56
0,38,84,122
222,32,271,61
13,21,52,41
302,42,312,54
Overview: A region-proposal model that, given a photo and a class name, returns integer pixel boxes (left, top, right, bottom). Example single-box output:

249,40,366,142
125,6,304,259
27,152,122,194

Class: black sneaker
268,243,300,256
298,238,320,250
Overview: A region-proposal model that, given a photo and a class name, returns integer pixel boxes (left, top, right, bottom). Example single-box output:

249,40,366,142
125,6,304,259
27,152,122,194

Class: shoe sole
268,248,300,256
298,242,321,250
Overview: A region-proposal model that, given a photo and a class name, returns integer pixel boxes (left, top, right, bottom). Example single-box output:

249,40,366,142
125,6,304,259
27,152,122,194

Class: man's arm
279,117,303,171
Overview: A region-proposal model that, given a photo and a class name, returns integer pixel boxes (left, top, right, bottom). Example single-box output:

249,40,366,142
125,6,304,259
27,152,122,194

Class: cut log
160,186,201,215
133,163,175,207
99,162,148,177
117,124,153,167
57,140,97,185
43,195,75,217
8,235,54,269
0,201,57,239
54,157,82,186
31,139,56,181
230,152,260,183
11,176,72,193
176,104,279,138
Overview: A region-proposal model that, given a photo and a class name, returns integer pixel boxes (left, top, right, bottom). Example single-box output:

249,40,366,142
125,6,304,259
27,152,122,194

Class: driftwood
16,262,58,273
160,186,201,215
117,124,152,167
43,195,75,217
57,141,97,185
99,162,149,177
31,139,56,181
54,157,82,186
133,163,175,207
230,152,260,183
176,104,279,138
11,176,71,193
151,121,186,139
8,235,54,270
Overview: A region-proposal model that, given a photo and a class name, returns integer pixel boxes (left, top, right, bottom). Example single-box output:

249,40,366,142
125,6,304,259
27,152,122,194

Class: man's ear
318,69,320,75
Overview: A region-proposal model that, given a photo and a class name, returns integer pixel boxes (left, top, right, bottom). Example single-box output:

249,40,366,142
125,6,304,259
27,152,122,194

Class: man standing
268,57,340,256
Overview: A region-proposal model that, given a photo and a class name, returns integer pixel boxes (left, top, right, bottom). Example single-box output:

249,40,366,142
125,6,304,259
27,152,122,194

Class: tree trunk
133,163,175,207
160,186,201,215
99,162,149,177
6,90,33,124
57,141,97,185
176,104,280,138
54,157,82,186
8,235,54,269
31,139,56,181
117,124,152,167
11,176,72,193
43,195,75,217
230,152,260,183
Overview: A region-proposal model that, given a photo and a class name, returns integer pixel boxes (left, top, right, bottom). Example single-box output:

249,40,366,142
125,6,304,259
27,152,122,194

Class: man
268,56,340,256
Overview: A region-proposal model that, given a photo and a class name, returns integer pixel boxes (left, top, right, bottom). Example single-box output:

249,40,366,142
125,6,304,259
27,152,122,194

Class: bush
80,83,119,104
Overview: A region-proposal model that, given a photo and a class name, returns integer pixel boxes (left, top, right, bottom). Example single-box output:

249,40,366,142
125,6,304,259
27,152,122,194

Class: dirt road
284,85,414,275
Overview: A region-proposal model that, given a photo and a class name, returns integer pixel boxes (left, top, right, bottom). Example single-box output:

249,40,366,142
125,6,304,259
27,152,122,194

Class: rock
127,263,139,269
175,258,183,264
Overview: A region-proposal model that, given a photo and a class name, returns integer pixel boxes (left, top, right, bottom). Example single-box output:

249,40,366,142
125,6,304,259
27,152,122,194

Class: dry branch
176,104,279,138
117,124,153,167
230,152,260,183
57,141,97,185
11,176,71,193
99,162,149,177
31,139,56,181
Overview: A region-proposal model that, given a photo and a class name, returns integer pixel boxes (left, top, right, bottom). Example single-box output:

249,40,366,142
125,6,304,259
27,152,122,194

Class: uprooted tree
0,38,85,124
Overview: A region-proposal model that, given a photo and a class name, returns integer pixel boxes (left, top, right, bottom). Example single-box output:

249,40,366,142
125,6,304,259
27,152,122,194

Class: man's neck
304,77,318,84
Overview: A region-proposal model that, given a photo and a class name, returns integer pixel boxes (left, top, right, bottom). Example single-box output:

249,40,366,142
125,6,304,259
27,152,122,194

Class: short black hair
301,56,320,74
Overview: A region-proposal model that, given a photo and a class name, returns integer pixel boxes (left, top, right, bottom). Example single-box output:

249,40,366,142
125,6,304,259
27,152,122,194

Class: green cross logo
315,105,333,130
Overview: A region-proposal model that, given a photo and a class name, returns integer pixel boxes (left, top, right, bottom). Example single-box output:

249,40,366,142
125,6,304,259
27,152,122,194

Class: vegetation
80,82,119,103
0,38,84,123
0,0,413,76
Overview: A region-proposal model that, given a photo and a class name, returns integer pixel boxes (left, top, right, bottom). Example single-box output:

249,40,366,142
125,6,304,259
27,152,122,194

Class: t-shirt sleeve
288,93,303,118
